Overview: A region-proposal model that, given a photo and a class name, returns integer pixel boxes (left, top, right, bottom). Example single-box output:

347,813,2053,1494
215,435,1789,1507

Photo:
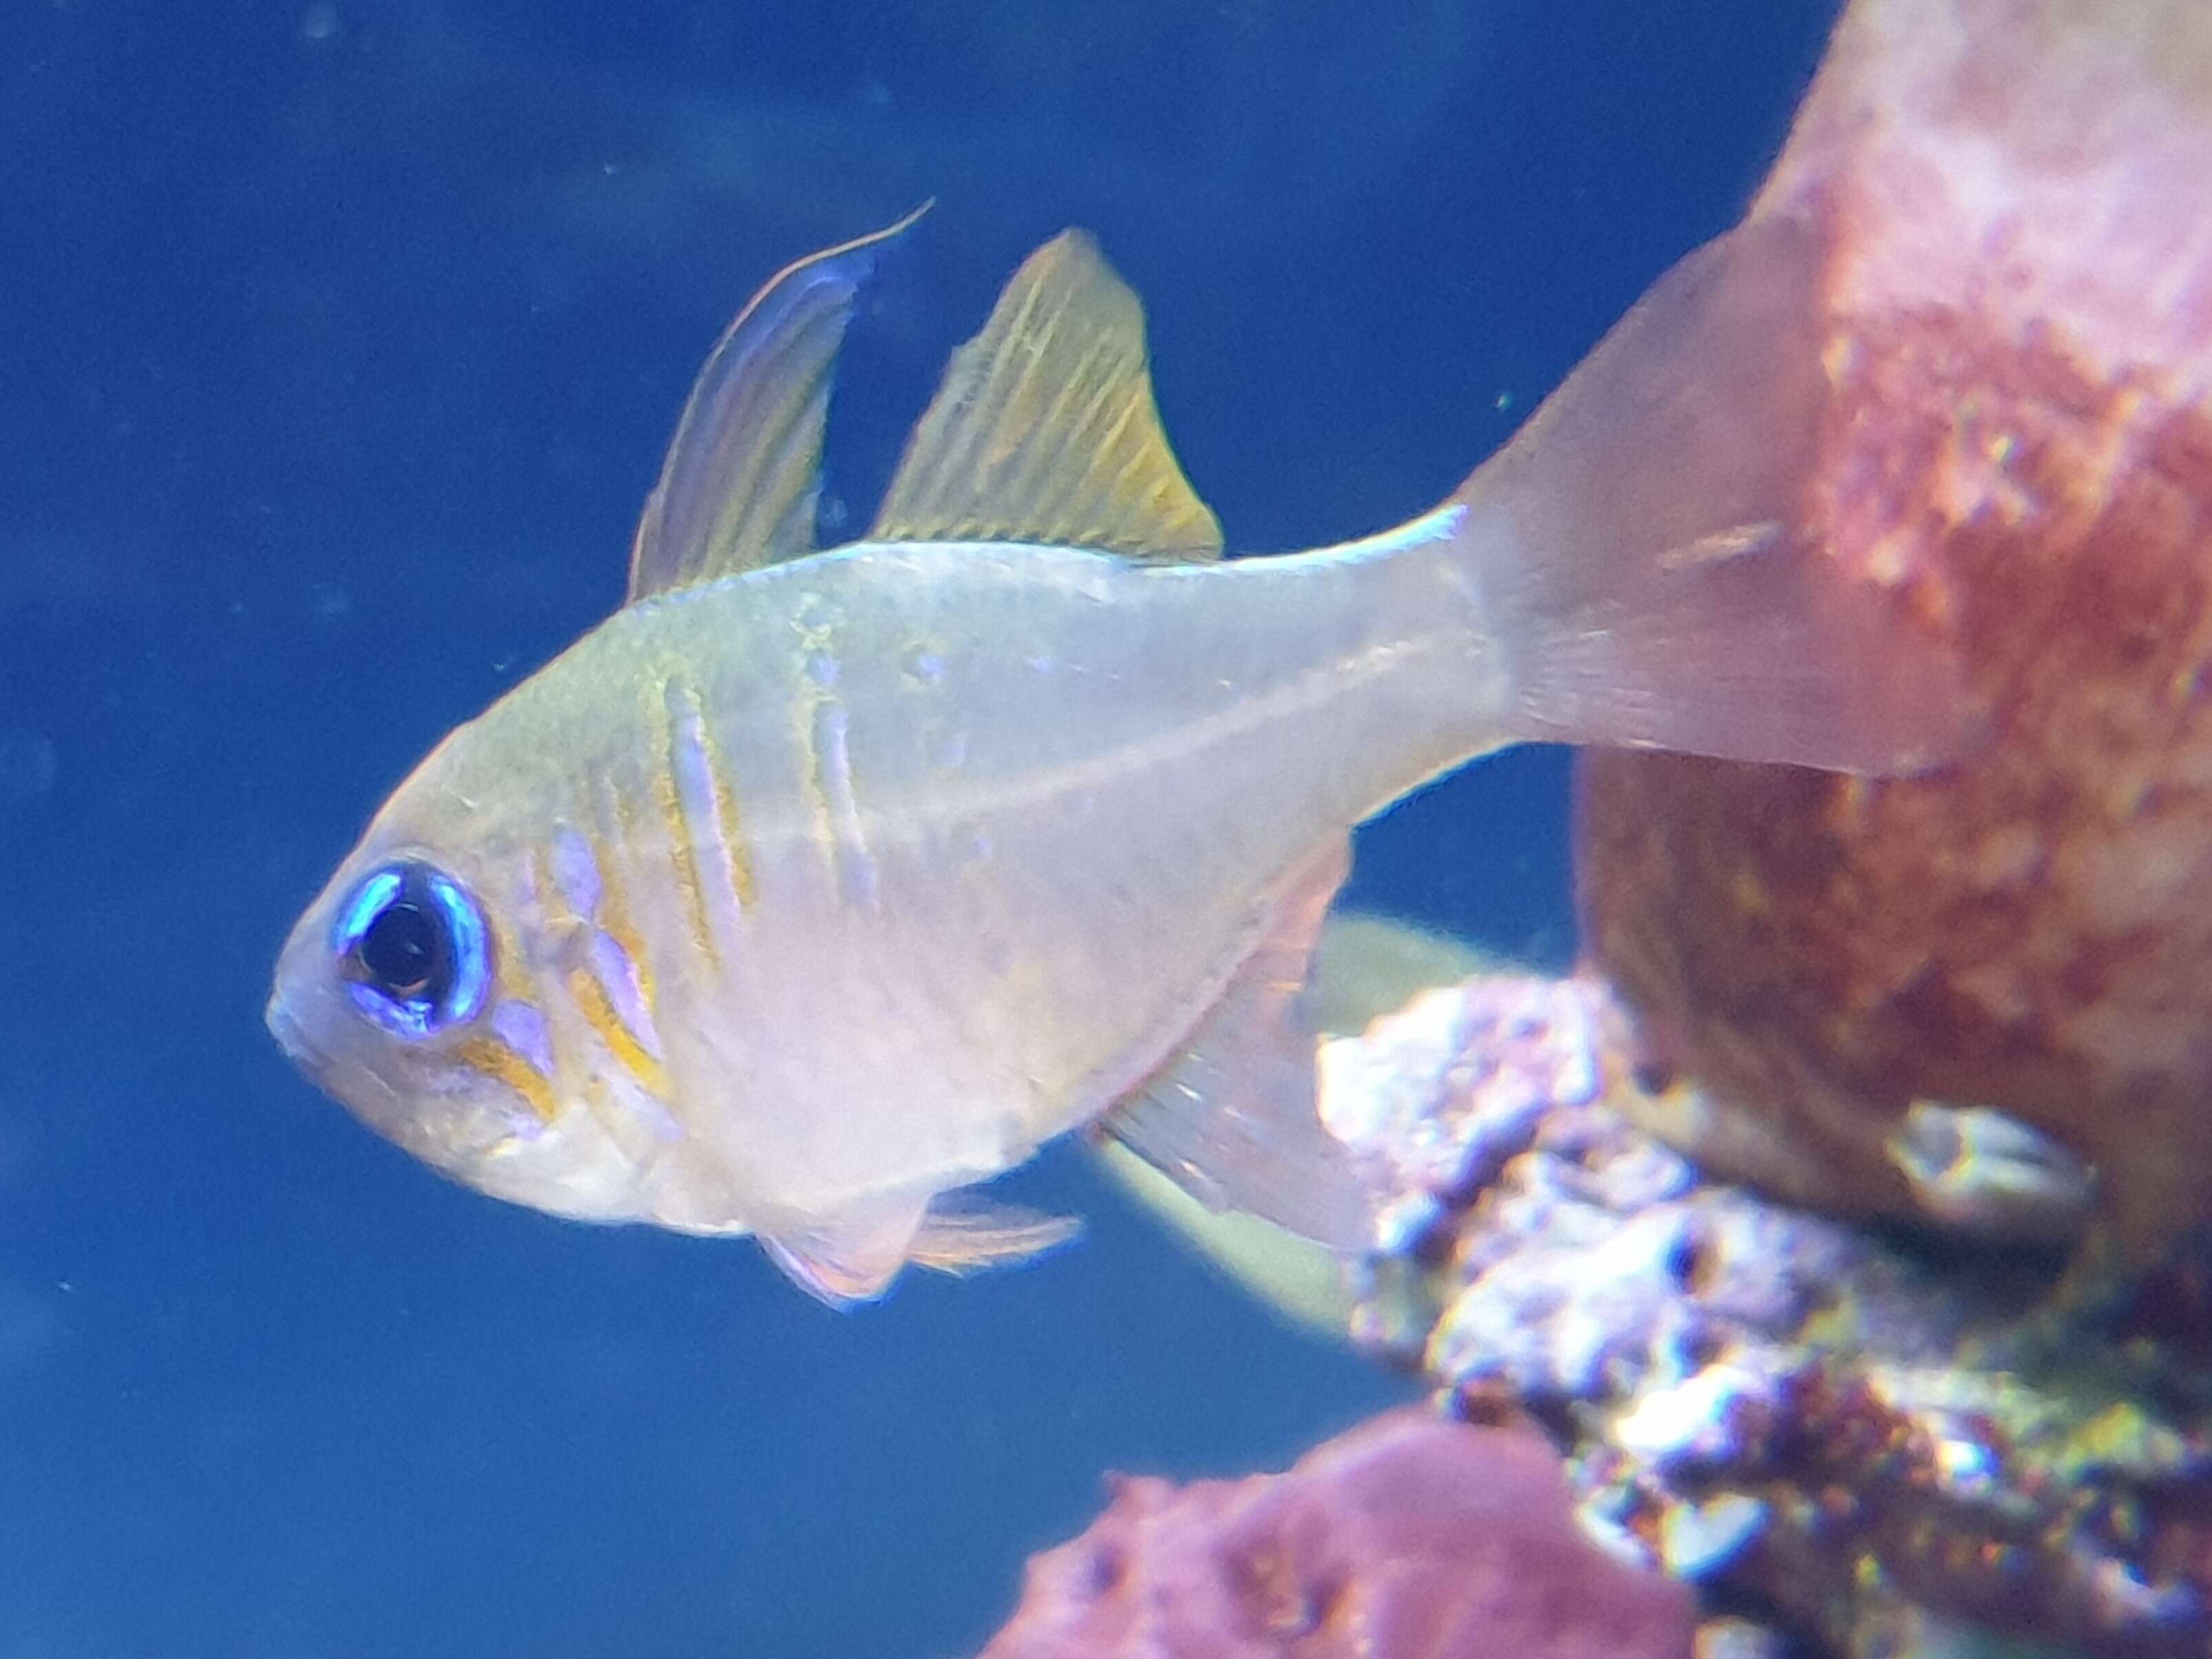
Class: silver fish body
274,525,1475,1217
269,212,1963,1304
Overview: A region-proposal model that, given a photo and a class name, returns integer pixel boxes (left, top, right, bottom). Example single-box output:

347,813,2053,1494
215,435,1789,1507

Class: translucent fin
907,1195,1082,1277
1091,913,1481,1337
1451,212,1973,774
759,1191,1076,1308
870,231,1222,560
1094,1142,1358,1339
759,1196,928,1308
1102,839,1378,1252
1307,910,1491,1038
626,205,930,603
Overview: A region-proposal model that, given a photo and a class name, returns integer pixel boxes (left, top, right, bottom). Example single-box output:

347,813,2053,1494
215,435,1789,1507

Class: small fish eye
331,861,490,1038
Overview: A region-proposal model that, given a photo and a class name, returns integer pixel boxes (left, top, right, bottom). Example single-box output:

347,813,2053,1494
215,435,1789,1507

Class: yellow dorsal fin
870,231,1222,561
626,205,929,604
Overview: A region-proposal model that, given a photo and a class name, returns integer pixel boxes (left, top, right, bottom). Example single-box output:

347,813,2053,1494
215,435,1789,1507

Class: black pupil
358,898,449,1003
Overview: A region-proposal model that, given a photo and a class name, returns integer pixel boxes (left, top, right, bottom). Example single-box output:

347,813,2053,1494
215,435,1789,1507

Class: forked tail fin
1443,211,1972,775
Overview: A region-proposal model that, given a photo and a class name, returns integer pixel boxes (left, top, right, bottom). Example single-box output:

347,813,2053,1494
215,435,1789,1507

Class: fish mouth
264,986,314,1069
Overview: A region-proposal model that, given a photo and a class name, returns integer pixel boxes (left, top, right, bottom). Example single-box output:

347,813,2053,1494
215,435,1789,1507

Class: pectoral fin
1101,838,1380,1253
761,1193,1078,1308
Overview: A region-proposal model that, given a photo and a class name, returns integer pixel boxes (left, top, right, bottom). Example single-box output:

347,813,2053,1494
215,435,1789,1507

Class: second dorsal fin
870,231,1222,560
626,205,928,604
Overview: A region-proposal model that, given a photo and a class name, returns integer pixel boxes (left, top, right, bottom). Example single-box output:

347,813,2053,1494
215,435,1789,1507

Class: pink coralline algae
973,1409,1693,1659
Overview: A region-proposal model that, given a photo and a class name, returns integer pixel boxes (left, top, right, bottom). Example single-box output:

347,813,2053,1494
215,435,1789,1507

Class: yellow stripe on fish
564,965,675,1103
451,1033,559,1125
648,673,723,975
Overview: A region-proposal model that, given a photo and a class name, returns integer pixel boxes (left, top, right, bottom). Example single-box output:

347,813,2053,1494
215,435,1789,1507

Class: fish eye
331,862,491,1038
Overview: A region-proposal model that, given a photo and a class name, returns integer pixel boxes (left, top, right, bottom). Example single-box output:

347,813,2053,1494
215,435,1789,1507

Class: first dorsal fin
870,231,1222,560
626,205,929,604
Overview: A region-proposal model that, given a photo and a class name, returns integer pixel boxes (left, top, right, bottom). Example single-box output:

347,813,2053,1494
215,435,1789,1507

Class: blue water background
2,5,1834,1655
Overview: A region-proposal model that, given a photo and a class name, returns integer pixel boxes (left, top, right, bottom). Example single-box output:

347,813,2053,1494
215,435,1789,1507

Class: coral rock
1323,970,2212,1658
1575,0,2212,1255
974,1408,1694,1659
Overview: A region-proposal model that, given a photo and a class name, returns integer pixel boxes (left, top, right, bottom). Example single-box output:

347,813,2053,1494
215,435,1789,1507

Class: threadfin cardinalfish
266,209,1961,1306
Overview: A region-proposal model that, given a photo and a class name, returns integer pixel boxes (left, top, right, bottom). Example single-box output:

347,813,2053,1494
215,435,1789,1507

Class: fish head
266,727,645,1221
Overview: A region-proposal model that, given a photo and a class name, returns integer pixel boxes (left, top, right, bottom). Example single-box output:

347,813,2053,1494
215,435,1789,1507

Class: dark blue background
1,4,1833,1656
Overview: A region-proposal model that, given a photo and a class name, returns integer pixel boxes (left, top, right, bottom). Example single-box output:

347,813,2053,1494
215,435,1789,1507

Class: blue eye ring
331,861,491,1038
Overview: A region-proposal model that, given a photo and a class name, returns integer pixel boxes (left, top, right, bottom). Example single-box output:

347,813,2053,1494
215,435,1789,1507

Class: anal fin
1100,839,1380,1253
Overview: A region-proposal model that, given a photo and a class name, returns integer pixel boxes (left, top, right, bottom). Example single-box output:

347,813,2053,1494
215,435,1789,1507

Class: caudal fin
1447,212,1972,775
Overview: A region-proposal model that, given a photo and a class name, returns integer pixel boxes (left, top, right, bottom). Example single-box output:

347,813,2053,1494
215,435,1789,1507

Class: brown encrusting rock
1576,0,2212,1256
